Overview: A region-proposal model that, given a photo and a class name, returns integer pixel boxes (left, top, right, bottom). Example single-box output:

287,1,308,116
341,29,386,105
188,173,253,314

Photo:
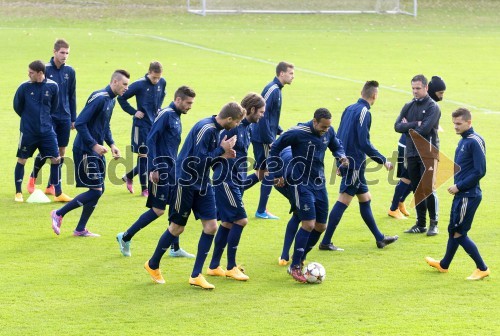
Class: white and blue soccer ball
303,262,326,284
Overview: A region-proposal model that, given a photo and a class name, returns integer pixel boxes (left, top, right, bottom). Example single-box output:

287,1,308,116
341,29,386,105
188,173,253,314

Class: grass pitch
0,1,498,335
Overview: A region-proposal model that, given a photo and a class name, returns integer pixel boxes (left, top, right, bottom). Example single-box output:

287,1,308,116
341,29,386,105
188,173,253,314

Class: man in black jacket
394,74,441,236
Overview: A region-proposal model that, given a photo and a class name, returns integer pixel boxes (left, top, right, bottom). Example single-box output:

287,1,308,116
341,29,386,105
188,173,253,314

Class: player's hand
222,149,236,159
150,171,159,183
339,156,349,167
92,144,107,156
384,161,393,171
226,135,237,148
274,177,285,187
135,111,145,119
220,135,237,151
448,184,459,194
110,144,121,159
71,122,75,130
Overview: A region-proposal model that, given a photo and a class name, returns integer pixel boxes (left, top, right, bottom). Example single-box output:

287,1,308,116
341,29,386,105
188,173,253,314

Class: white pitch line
108,29,500,114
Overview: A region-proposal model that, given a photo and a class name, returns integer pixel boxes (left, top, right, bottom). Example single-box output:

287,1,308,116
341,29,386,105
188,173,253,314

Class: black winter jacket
394,95,441,159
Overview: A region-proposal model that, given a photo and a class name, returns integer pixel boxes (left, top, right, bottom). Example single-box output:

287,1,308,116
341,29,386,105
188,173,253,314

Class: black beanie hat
428,76,446,101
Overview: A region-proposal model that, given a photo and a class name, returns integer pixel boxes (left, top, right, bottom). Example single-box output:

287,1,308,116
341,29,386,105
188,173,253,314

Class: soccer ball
303,262,326,284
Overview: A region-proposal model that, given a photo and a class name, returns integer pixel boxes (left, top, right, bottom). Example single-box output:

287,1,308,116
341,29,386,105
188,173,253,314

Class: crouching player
269,108,347,283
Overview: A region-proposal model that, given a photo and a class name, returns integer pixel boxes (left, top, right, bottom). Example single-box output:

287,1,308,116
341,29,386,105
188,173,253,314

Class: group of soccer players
14,38,490,289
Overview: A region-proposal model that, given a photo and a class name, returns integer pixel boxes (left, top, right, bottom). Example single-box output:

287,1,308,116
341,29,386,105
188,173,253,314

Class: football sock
209,225,230,269
75,198,99,232
149,230,176,269
31,154,45,179
138,156,148,191
47,158,65,188
123,209,159,242
456,235,488,271
291,227,310,267
281,214,301,260
226,224,244,270
359,201,384,241
440,234,460,269
390,180,410,211
50,163,62,196
426,192,439,222
257,183,273,213
191,231,215,278
303,229,322,260
243,173,260,190
171,234,180,251
14,162,25,193
56,189,102,217
321,201,347,245
400,182,412,202
126,165,139,180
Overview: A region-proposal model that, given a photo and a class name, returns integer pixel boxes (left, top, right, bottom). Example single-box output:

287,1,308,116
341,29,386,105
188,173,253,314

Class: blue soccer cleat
116,232,131,257
255,210,279,220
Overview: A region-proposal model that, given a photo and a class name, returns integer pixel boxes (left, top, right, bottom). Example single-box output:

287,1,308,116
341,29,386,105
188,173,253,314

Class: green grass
0,1,499,335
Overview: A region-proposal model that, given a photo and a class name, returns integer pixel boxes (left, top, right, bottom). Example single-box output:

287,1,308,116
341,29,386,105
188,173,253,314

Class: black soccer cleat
376,235,399,248
404,224,427,234
318,242,344,251
427,224,439,236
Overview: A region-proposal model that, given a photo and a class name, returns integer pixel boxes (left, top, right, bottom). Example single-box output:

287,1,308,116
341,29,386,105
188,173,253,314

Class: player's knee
169,223,184,236
59,147,66,157
235,218,248,227
152,208,164,217
301,220,315,231
314,223,326,233
203,220,218,235
50,156,61,164
90,188,103,197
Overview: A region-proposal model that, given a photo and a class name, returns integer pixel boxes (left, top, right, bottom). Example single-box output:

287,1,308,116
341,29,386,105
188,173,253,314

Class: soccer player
319,81,399,251
425,107,490,280
50,70,130,237
249,61,294,219
118,61,166,197
144,102,244,289
27,39,75,202
388,75,446,219
116,86,196,257
206,93,265,281
274,147,305,266
395,75,442,236
268,108,347,283
14,60,61,203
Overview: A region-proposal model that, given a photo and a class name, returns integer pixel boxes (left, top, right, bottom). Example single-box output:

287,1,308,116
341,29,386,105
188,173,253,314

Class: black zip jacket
394,95,441,158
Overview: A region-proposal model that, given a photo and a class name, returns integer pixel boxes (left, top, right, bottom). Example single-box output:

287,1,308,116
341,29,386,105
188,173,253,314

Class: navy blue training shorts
169,185,217,226
74,149,106,188
17,131,59,159
215,182,247,223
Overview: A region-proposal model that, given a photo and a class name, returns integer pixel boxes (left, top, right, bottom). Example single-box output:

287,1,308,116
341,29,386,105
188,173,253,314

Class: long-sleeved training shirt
337,98,386,169
118,74,166,129
73,85,116,154
45,57,77,122
269,120,345,190
454,127,486,197
13,78,59,138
